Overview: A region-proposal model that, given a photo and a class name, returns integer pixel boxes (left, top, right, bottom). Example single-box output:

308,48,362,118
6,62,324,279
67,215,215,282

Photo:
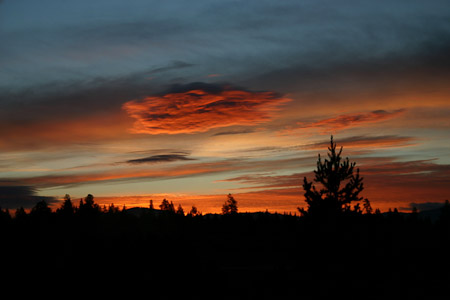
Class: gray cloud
0,185,57,209
0,61,197,124
409,202,446,212
126,153,195,164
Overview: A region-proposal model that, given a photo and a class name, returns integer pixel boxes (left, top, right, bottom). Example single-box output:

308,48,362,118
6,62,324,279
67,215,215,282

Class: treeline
1,194,450,298
0,192,235,222
1,192,449,224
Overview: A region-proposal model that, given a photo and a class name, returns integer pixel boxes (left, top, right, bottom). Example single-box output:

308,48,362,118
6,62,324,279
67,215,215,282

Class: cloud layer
122,83,289,134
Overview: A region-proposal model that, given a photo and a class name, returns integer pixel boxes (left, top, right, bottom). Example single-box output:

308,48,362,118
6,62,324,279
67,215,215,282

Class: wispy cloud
220,172,305,190
291,109,406,134
361,158,450,178
0,155,316,190
2,160,239,189
304,135,417,150
122,82,290,134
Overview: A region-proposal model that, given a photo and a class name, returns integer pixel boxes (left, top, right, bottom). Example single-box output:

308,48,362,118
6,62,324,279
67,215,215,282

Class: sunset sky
1,0,449,213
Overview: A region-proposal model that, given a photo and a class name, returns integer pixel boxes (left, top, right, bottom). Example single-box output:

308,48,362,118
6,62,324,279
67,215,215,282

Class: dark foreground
1,207,450,299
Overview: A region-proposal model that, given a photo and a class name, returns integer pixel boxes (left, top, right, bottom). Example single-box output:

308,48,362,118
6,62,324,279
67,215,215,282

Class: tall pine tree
299,136,370,218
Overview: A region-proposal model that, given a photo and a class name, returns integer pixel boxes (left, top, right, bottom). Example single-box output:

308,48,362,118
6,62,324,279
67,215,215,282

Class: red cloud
122,87,289,134
294,109,406,133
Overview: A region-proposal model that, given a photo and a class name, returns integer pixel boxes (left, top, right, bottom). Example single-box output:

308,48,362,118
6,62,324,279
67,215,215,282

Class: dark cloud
148,61,194,75
409,202,446,212
126,153,195,164
0,185,57,209
161,82,227,95
0,61,193,127
0,69,166,150
0,68,157,120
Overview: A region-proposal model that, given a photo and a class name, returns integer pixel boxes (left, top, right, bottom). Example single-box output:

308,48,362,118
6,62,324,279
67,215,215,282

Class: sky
1,0,450,213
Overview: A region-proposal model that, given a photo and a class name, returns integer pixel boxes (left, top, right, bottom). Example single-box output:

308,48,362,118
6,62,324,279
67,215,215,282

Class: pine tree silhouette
57,194,74,216
299,136,369,218
222,193,238,215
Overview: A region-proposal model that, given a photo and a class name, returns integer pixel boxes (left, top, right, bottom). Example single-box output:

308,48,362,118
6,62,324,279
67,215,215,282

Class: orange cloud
293,109,406,134
122,86,289,134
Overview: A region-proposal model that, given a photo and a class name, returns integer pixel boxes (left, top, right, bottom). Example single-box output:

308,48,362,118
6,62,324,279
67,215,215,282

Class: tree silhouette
438,199,450,229
176,204,185,215
0,207,11,223
84,194,95,208
107,203,120,214
15,207,27,220
222,193,238,215
57,194,74,216
78,194,100,218
188,205,201,217
160,199,175,212
30,200,52,217
298,136,369,218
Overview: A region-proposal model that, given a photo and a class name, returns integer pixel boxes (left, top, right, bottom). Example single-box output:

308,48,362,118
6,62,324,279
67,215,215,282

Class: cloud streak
126,153,194,164
293,109,406,134
304,135,417,150
220,173,305,190
212,129,255,136
122,83,290,134
2,160,239,189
